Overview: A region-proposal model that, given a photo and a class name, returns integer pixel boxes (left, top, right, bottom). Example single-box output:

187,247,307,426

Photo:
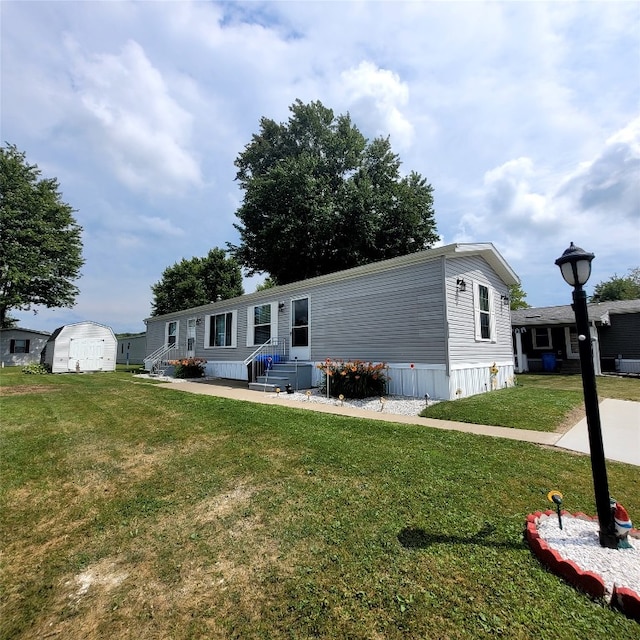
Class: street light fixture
555,242,618,548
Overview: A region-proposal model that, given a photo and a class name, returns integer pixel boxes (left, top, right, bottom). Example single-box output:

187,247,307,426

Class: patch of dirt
0,385,59,396
556,405,586,434
66,559,129,604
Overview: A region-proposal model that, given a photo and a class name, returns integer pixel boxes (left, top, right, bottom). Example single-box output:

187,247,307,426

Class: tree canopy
590,268,640,302
150,248,243,316
0,144,84,328
229,100,438,284
508,283,530,310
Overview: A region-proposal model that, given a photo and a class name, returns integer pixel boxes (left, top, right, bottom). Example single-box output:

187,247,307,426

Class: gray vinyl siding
446,255,514,364
599,313,640,359
308,260,446,363
145,261,447,364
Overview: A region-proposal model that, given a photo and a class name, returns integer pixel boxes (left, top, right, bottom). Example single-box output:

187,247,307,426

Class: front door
186,318,196,358
290,297,310,361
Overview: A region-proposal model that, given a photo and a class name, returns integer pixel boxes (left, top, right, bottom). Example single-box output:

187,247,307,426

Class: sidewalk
154,379,639,466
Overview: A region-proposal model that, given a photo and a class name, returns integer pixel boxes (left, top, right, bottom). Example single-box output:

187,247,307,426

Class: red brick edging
525,510,640,622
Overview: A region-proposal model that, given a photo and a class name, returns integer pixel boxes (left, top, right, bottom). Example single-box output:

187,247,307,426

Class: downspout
441,255,451,379
591,321,602,376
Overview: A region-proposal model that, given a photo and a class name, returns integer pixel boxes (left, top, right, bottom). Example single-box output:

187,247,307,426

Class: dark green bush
21,362,51,375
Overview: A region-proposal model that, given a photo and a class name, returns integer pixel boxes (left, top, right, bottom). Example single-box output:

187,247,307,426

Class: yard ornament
612,500,633,549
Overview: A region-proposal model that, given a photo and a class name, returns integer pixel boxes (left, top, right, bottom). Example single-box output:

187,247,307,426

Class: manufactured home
0,328,51,367
116,332,146,365
144,243,519,400
43,321,117,373
512,299,640,375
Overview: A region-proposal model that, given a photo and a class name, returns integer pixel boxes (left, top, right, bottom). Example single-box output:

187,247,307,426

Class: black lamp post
555,243,618,549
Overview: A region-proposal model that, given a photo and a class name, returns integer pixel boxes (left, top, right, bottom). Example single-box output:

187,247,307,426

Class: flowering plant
168,357,206,379
317,359,387,399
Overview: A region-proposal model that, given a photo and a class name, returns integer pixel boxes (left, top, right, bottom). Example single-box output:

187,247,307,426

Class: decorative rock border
525,510,640,622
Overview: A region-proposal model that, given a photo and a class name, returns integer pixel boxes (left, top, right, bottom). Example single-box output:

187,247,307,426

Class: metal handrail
243,337,287,383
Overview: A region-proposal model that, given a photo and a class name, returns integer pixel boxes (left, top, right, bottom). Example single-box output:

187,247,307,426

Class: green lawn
421,374,640,431
1,369,638,639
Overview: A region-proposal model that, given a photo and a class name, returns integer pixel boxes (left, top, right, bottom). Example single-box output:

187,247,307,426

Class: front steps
248,362,313,393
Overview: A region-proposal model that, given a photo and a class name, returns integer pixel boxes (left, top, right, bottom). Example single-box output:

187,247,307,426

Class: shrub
168,358,206,379
22,362,51,375
317,359,387,399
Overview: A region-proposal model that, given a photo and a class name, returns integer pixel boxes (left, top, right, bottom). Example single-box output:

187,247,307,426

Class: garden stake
548,490,564,530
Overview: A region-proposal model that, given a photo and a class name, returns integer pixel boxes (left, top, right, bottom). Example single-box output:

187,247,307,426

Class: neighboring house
144,243,519,400
511,299,640,375
116,333,146,365
0,328,51,367
43,321,117,373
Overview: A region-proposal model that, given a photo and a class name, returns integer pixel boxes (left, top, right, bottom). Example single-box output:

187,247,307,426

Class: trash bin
542,352,556,372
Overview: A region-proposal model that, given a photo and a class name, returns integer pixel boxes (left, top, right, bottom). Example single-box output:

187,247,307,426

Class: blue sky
2,1,639,334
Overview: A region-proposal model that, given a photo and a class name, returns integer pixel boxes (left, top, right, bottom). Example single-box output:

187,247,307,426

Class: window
474,284,495,341
532,327,552,350
253,304,271,344
247,303,277,347
206,311,236,347
10,339,30,353
166,321,178,347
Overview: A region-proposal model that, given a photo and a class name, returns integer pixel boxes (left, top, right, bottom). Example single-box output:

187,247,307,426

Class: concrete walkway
555,398,640,466
155,379,639,466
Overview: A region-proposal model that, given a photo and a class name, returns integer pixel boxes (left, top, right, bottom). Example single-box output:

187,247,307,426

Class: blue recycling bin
542,352,556,372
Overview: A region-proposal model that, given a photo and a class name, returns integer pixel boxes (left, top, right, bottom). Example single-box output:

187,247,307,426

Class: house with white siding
144,243,519,400
0,328,51,367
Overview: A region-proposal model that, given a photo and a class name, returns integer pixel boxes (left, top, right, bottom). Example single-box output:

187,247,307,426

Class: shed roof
511,299,640,327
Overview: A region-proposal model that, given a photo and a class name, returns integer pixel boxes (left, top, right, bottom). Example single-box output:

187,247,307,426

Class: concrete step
256,375,290,385
248,382,283,393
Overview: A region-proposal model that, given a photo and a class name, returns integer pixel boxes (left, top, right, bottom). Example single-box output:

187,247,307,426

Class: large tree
0,144,84,327
589,268,640,302
150,248,243,316
229,100,438,284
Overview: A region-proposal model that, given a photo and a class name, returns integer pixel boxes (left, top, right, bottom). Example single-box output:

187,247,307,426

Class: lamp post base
599,530,619,549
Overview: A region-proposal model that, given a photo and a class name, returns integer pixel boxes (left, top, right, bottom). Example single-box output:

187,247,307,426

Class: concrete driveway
554,399,640,466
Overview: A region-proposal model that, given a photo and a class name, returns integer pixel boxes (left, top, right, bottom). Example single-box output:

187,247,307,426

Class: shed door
69,338,105,371
290,297,310,361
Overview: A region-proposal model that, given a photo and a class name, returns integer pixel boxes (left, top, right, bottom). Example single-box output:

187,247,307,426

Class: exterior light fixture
555,242,617,549
456,278,466,292
501,294,510,306
278,302,285,312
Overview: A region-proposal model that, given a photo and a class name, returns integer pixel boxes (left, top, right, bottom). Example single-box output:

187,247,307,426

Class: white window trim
246,302,278,347
474,283,496,342
204,310,237,348
564,326,580,359
532,327,553,350
166,321,179,347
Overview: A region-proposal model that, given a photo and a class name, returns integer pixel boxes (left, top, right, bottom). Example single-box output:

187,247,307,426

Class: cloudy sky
2,1,639,334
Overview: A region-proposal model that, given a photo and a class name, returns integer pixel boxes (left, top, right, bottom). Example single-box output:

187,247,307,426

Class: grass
1,369,639,639
421,374,640,431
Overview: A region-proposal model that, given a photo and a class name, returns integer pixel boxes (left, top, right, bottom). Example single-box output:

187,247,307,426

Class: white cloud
67,38,202,194
339,61,414,149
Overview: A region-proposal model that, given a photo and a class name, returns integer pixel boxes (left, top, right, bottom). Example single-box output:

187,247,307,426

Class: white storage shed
43,321,117,373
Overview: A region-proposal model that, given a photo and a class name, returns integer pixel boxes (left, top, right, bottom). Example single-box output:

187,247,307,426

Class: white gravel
271,390,432,416
536,513,640,598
